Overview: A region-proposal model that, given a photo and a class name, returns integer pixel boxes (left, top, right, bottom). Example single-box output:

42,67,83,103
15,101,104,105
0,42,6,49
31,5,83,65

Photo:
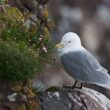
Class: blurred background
34,0,110,97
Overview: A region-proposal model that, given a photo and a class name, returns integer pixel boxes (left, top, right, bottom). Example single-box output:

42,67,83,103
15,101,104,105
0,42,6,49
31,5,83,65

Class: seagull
56,32,110,89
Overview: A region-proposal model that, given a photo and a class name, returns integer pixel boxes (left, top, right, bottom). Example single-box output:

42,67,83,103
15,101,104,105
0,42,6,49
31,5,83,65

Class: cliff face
1,86,110,110
39,87,110,110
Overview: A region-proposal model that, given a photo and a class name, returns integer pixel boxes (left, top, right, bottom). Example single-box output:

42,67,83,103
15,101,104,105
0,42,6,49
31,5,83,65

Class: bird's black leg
72,81,83,89
63,81,77,89
63,81,83,89
72,80,77,89
79,83,83,89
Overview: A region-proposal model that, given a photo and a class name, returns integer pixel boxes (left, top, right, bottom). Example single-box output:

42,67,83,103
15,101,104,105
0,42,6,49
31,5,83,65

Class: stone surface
39,87,110,110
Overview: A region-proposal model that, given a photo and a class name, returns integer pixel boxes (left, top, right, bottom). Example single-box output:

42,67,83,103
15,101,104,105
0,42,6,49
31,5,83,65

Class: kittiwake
56,32,110,89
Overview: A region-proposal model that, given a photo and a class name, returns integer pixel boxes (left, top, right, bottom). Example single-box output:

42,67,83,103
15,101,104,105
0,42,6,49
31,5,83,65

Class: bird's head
56,32,81,49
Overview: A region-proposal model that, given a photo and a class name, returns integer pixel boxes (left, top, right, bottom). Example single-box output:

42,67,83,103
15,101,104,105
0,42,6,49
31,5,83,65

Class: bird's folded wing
61,50,110,86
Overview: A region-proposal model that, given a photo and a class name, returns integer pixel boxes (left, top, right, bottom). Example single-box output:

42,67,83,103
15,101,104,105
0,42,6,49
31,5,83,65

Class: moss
18,104,26,110
0,41,39,83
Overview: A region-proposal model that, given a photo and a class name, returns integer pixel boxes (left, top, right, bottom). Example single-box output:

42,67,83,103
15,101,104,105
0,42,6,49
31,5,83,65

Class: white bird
56,32,110,89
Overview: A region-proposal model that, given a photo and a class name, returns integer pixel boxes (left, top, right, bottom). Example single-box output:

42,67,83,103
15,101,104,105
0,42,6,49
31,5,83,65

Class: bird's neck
58,45,85,57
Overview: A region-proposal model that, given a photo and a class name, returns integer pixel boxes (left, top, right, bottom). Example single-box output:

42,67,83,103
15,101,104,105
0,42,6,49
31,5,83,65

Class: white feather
57,32,84,56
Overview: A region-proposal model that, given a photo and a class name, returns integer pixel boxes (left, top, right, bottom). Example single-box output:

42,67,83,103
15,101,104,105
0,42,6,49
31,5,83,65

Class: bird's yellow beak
55,43,64,48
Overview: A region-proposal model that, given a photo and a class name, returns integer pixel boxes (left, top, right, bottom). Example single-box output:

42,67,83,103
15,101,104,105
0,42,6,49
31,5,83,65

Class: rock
38,87,110,110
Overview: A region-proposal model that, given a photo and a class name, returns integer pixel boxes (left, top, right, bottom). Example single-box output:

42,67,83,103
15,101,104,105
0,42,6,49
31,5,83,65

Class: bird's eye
68,41,71,43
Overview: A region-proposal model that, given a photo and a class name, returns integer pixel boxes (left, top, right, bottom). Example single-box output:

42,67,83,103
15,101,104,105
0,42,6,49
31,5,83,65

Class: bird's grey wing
61,50,110,89
86,52,108,73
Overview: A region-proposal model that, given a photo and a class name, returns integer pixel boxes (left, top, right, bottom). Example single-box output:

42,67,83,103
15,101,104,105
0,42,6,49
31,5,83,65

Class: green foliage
0,23,54,63
0,25,28,42
0,6,54,83
0,41,41,83
0,7,24,27
0,0,6,4
45,86,62,92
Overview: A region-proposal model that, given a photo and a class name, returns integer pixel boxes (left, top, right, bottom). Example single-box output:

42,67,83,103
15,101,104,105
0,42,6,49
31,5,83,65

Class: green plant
0,41,41,83
0,6,54,83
